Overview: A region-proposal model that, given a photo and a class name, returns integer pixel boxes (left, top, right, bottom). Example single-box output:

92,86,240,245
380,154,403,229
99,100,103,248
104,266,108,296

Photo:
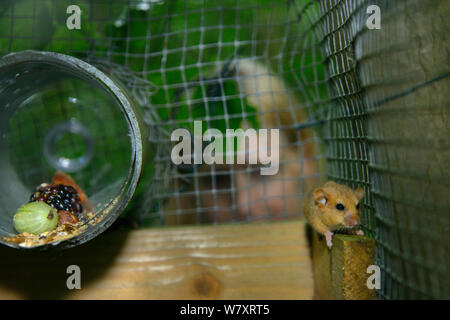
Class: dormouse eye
356,203,360,210
336,203,345,211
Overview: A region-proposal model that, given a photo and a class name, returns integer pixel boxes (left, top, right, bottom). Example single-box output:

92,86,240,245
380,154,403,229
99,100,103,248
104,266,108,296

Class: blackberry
30,184,83,215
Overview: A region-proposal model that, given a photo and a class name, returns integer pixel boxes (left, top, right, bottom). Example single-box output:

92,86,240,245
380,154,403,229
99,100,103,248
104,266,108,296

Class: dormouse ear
355,187,364,201
313,188,328,207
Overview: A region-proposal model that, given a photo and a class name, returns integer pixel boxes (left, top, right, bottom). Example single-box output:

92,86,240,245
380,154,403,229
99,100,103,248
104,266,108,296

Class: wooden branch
311,231,376,300
0,220,313,299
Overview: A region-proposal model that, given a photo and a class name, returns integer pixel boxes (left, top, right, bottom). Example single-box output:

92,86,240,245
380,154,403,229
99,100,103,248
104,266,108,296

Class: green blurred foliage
105,0,327,122
0,0,53,52
0,0,326,127
175,77,260,134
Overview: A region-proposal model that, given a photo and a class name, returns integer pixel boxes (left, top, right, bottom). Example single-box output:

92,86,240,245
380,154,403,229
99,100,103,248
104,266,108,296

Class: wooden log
311,231,376,300
0,220,313,299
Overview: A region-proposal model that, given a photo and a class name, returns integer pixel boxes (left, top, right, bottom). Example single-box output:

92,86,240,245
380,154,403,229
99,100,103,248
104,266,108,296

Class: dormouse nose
344,212,360,226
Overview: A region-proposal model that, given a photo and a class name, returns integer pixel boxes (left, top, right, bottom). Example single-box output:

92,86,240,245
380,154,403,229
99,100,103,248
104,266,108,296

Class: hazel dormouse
303,181,364,248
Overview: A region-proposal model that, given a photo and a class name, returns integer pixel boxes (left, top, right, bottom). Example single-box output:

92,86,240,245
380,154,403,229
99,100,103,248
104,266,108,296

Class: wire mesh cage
319,0,449,299
0,0,448,299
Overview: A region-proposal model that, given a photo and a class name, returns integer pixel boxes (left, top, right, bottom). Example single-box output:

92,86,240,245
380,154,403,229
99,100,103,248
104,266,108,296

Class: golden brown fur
303,181,364,248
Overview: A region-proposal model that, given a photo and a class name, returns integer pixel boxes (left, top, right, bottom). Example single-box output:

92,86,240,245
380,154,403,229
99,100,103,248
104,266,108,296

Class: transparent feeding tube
0,51,146,249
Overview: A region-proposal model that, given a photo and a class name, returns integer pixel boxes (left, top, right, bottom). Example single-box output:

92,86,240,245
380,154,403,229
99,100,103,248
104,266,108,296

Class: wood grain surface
0,220,313,299
311,231,376,299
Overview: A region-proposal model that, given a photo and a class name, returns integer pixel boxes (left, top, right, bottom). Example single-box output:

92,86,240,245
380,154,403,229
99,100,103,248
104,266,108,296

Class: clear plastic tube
0,51,146,249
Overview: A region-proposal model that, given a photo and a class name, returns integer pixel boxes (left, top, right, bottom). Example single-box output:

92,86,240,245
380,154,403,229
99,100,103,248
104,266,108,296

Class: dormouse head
313,181,364,230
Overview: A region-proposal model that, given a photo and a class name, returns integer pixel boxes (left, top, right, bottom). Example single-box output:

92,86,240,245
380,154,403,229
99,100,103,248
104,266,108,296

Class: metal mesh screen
319,0,376,239
0,0,448,299
358,0,449,299
320,0,449,299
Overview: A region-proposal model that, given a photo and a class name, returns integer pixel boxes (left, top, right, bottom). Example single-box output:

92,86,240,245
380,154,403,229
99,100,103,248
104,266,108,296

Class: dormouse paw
325,230,334,249
356,230,364,236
